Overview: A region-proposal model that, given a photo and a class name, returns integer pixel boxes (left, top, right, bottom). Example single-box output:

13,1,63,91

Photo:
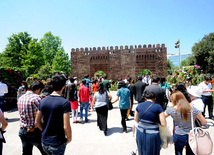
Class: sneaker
85,119,89,123
209,116,214,120
79,119,83,122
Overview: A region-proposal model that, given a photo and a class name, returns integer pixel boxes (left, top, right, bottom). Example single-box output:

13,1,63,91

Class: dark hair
92,80,97,84
137,76,142,80
205,76,212,81
51,75,66,91
174,82,191,102
152,76,160,83
104,75,108,79
127,77,132,82
118,81,126,89
85,74,89,78
97,82,105,94
33,77,38,81
30,81,44,91
22,81,28,91
69,77,74,83
82,80,86,85
144,92,156,99
160,77,166,86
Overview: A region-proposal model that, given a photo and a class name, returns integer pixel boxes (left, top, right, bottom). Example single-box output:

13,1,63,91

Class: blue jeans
19,128,46,155
174,133,194,155
0,97,5,113
42,143,66,155
80,101,89,121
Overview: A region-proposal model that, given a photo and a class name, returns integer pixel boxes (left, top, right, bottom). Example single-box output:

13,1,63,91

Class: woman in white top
91,83,112,136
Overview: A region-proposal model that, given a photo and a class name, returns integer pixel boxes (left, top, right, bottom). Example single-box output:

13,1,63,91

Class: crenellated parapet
71,44,166,53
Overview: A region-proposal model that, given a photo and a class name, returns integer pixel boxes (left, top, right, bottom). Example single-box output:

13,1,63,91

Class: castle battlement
71,44,166,52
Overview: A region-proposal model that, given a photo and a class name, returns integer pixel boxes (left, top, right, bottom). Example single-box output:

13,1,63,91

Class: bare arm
107,93,112,102
35,110,43,131
159,112,167,127
91,97,96,111
64,112,72,144
0,116,8,131
112,96,119,104
196,112,207,124
129,97,131,109
134,110,139,123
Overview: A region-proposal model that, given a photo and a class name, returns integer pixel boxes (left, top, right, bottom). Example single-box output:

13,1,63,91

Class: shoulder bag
106,91,113,110
188,109,213,155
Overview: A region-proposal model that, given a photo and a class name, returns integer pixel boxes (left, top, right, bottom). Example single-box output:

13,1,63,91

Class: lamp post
175,39,180,69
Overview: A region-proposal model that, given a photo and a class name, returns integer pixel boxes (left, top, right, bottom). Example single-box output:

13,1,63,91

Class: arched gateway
70,44,167,81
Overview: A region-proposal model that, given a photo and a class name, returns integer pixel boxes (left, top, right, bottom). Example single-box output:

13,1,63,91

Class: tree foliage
40,32,62,66
52,49,71,75
192,33,214,73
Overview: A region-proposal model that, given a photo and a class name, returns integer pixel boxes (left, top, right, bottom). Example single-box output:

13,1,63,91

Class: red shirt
92,83,98,94
79,85,89,102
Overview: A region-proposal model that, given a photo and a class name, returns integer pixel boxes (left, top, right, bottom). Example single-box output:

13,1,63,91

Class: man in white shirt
198,76,214,120
143,74,150,85
0,77,8,113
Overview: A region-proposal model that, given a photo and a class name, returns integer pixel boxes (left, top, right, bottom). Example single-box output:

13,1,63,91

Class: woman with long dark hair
165,91,207,155
91,83,112,136
174,82,191,103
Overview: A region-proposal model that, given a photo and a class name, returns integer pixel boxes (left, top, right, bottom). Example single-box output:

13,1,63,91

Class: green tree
36,64,53,80
52,49,71,75
186,55,195,66
138,69,151,75
1,32,32,69
180,59,187,68
192,33,214,73
22,39,45,75
167,59,174,74
40,32,63,66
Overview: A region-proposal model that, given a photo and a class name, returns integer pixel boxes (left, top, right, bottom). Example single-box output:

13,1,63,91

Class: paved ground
3,91,214,155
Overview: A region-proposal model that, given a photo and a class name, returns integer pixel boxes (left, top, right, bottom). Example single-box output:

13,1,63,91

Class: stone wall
71,44,167,80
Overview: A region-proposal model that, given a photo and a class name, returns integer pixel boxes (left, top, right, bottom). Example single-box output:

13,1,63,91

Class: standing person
199,76,214,120
17,81,46,155
35,75,72,155
79,80,90,122
113,81,131,132
92,80,98,94
134,93,166,155
149,75,154,85
174,82,191,103
17,81,28,100
0,78,8,114
91,83,112,136
0,109,8,155
81,74,91,91
126,77,134,116
133,76,146,103
143,76,167,110
64,77,78,123
142,74,150,85
102,75,111,92
165,91,207,155
159,77,171,91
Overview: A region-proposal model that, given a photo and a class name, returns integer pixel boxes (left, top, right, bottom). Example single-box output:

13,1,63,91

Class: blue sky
0,0,213,56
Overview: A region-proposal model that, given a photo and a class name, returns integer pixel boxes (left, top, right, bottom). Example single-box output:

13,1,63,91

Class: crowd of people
0,73,214,155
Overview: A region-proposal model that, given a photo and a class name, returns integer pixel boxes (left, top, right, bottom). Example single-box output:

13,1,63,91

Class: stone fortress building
70,44,167,81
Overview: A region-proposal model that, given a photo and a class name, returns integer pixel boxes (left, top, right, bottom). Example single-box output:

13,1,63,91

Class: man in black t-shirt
35,75,72,155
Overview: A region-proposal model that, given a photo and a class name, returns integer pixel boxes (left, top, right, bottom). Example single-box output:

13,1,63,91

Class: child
88,92,93,112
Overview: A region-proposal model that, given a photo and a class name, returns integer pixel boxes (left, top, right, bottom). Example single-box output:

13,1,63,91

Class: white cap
187,86,203,98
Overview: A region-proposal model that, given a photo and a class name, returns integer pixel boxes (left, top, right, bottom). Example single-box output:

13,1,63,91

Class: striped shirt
17,91,42,128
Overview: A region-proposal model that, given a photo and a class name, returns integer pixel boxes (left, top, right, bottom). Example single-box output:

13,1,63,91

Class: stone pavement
3,91,214,155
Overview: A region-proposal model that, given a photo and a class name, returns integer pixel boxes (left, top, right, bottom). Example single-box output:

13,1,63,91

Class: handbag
188,109,213,155
159,125,173,149
106,91,113,110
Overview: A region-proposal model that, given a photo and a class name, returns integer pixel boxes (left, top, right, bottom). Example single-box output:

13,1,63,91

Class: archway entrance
138,69,152,76
94,71,106,79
